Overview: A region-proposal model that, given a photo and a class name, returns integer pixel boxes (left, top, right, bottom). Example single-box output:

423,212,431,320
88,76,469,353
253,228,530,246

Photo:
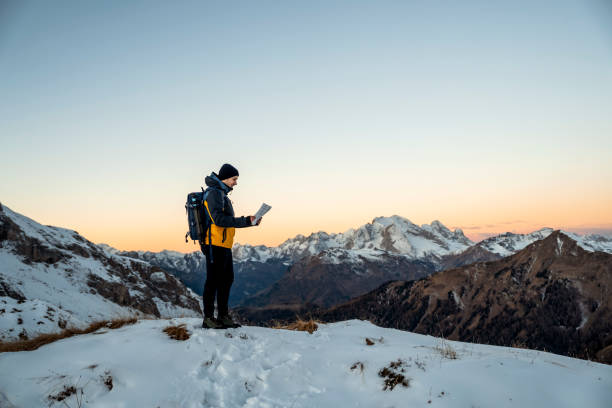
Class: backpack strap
202,187,214,263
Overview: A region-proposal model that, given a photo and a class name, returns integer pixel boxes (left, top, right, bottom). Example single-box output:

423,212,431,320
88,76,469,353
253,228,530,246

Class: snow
563,231,612,254
478,228,555,257
1,205,79,250
97,243,120,256
233,245,275,263
150,297,201,319
557,236,564,255
477,228,612,257
451,291,464,310
0,319,610,408
150,271,167,282
318,248,387,265
577,302,589,330
0,297,76,341
127,249,202,272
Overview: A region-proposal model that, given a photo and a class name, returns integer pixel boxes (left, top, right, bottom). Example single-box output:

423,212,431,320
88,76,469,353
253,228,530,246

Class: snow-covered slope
559,230,612,254
0,319,609,407
0,203,201,341
233,244,278,263
476,227,557,257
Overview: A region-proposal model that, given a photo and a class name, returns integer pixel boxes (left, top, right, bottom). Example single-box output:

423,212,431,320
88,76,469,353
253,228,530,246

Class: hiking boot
217,315,241,328
202,317,224,329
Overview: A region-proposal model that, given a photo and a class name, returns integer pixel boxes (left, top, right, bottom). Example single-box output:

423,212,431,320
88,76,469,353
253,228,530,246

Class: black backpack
184,189,211,245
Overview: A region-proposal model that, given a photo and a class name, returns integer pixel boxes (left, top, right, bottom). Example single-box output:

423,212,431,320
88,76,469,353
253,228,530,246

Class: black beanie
218,163,239,180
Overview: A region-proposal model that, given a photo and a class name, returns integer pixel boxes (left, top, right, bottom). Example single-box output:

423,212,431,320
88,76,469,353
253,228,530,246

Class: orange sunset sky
1,1,611,252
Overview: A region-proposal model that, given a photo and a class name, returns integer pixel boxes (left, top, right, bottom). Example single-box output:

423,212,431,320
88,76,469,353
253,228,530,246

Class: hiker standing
201,163,261,329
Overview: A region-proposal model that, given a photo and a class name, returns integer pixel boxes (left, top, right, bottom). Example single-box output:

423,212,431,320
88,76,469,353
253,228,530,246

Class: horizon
2,200,610,254
1,1,611,252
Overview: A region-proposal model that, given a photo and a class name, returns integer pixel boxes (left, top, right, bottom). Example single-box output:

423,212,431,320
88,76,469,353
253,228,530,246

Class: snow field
0,319,610,408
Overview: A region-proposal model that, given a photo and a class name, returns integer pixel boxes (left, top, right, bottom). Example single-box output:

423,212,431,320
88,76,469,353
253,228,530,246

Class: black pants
201,244,234,318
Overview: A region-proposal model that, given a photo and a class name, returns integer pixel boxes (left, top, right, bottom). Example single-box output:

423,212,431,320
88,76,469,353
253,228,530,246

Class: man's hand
249,216,262,226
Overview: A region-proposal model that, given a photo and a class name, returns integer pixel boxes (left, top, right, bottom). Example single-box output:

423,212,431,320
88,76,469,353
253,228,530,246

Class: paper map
253,203,271,224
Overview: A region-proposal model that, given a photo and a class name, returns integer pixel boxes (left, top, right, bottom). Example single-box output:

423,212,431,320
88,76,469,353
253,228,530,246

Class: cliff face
320,231,612,363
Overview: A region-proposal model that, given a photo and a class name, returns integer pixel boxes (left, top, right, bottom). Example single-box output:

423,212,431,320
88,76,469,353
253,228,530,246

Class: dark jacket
203,172,251,248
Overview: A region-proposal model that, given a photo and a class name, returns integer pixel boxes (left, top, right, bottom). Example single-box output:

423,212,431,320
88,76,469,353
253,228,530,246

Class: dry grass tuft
434,339,458,360
163,324,190,341
365,336,384,346
511,339,529,349
106,318,137,329
48,385,77,403
350,361,364,373
0,317,138,353
102,371,113,391
273,317,319,334
378,359,410,391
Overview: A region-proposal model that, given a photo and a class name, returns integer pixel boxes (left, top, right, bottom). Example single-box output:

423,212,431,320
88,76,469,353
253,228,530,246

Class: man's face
222,176,238,188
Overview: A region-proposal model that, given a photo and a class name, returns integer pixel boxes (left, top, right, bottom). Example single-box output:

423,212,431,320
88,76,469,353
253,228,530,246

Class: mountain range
118,215,612,315
2,201,611,365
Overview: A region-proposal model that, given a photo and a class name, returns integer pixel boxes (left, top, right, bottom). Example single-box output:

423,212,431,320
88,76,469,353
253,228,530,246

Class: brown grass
273,317,319,334
0,317,138,353
350,362,364,373
378,359,410,391
365,336,384,346
48,384,77,402
511,339,529,349
163,324,190,341
434,340,458,360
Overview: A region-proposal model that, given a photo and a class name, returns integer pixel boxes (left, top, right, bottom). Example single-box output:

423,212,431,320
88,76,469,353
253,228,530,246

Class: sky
1,0,611,252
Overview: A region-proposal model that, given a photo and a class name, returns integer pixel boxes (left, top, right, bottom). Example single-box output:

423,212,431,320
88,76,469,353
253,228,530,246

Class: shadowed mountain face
318,231,612,364
234,240,528,324
230,260,289,305
241,250,437,309
235,249,437,322
438,244,502,270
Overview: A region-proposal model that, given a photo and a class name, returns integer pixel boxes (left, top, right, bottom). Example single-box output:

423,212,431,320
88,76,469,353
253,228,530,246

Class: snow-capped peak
266,215,475,262
477,227,559,257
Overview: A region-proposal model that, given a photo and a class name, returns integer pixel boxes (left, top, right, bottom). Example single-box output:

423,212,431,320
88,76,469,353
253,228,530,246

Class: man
201,163,261,329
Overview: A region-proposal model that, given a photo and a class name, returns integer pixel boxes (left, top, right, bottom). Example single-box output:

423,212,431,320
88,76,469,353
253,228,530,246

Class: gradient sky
1,0,611,252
